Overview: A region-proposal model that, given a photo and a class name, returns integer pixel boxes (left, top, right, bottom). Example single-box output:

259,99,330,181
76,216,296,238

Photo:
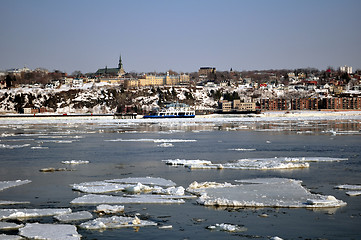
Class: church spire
118,54,125,77
118,54,123,70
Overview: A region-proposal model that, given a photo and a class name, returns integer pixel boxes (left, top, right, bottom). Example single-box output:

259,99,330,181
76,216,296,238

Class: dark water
0,118,361,239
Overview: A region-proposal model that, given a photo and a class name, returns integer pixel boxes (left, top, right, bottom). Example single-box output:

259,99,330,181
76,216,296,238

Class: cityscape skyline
1,0,360,74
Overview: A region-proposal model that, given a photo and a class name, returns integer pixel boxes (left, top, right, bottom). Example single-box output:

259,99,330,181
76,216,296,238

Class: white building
340,65,352,74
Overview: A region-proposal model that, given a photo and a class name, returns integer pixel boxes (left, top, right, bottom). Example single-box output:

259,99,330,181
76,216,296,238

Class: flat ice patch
0,208,72,220
0,200,29,205
346,191,361,196
71,194,187,205
79,215,157,230
163,157,347,170
54,211,93,222
0,222,24,230
157,143,174,147
105,138,196,143
0,234,23,240
72,177,179,194
207,223,247,232
0,144,30,149
189,178,346,208
0,180,31,192
19,223,81,240
95,204,124,214
228,148,256,151
61,160,89,164
335,184,361,190
107,177,176,187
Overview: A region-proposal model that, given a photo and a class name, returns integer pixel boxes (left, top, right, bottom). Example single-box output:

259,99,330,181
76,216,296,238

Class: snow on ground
0,208,71,220
70,194,189,205
207,223,247,232
188,178,346,208
54,211,93,222
79,215,157,230
19,223,81,240
163,157,347,170
0,180,31,192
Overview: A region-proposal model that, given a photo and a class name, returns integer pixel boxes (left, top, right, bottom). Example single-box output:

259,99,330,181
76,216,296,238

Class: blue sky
1,0,360,74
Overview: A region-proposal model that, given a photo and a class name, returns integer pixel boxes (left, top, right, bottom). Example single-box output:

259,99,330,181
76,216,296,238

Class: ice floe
0,222,24,230
0,201,30,205
0,180,31,192
19,223,81,240
206,223,247,232
95,204,124,214
0,208,72,220
346,191,361,196
163,157,348,170
157,143,174,147
61,160,89,164
70,194,190,205
0,234,23,240
105,138,196,143
188,178,346,208
54,211,93,222
335,184,361,190
228,148,256,151
0,144,30,149
72,177,179,194
79,215,157,230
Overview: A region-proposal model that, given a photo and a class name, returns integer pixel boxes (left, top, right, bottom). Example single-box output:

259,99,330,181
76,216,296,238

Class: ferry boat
143,103,195,119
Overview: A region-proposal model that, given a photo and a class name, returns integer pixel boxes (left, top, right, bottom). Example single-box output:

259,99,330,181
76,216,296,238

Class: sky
0,0,360,74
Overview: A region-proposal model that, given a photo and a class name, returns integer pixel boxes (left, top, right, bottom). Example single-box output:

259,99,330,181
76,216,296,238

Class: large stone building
96,55,125,78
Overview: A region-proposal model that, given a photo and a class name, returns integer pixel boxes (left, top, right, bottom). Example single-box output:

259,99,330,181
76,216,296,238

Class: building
291,98,319,110
96,55,125,78
198,67,216,77
340,65,352,74
260,99,289,110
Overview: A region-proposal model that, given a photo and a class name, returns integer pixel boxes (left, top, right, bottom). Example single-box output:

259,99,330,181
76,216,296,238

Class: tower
118,54,125,77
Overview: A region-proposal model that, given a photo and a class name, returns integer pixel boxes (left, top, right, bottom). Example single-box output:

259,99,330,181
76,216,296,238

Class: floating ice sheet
335,184,361,190
71,194,186,205
54,211,93,222
0,180,31,192
19,223,81,240
61,160,89,164
95,204,124,214
0,234,23,240
228,148,256,151
0,222,24,230
0,201,30,205
106,177,176,187
0,144,30,149
72,177,179,194
79,215,157,230
163,157,347,170
105,138,196,143
207,223,247,232
190,178,346,208
346,191,361,196
0,208,72,220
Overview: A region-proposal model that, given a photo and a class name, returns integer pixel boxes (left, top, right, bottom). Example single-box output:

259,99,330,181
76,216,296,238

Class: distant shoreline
1,110,361,121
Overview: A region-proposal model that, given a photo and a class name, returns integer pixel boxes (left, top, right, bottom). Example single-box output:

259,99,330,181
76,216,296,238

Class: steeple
117,54,125,77
118,54,123,70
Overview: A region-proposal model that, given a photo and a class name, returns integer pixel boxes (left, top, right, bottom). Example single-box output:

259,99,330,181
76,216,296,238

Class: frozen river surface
0,114,361,239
